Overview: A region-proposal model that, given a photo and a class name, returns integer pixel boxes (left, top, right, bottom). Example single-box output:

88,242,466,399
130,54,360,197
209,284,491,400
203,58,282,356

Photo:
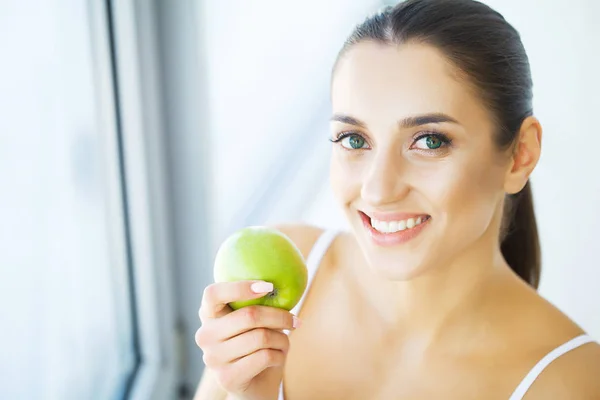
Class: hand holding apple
196,280,299,399
195,227,306,399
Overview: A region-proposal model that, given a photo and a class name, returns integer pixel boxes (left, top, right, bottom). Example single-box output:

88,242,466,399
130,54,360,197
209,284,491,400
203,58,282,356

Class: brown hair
336,0,541,288
501,182,541,287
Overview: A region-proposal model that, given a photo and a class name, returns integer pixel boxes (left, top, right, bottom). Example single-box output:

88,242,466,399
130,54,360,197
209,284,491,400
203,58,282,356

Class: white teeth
385,221,392,233
398,220,407,231
369,216,427,233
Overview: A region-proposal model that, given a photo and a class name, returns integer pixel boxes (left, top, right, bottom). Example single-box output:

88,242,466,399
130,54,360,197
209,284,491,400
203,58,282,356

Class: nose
360,148,410,207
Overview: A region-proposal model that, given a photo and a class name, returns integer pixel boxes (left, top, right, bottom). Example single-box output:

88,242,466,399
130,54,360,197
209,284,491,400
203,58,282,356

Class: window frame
90,1,179,398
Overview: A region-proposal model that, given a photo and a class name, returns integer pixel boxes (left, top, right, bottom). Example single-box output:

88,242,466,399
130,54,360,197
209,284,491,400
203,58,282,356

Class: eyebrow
330,112,460,129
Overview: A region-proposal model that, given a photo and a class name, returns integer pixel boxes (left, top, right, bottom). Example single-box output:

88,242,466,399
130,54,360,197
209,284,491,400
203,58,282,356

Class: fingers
216,305,297,340
196,305,298,348
202,328,290,367
199,280,274,320
196,281,296,395
212,349,287,392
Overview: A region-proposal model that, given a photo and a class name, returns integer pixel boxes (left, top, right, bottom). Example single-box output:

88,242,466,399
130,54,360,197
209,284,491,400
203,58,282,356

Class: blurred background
1,0,598,399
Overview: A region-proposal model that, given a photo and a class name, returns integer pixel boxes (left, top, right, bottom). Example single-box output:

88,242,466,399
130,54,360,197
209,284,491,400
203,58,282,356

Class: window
1,1,177,399
0,1,136,398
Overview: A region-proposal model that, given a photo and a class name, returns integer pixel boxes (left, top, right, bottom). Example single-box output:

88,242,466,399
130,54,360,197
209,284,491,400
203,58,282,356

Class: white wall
200,0,381,243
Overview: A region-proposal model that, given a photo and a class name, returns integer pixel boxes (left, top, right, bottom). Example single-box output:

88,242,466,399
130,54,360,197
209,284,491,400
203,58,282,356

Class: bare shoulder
496,278,600,398
526,337,600,399
270,223,325,259
272,224,353,266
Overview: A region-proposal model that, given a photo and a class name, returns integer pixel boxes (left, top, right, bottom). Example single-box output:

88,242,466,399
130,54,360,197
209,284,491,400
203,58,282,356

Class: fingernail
251,281,273,293
292,316,301,329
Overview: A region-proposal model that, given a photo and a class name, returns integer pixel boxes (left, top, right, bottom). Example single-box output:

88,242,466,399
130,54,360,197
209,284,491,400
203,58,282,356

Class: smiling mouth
359,211,431,234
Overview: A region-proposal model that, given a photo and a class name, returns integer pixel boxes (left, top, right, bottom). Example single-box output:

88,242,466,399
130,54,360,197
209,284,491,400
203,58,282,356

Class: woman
194,1,600,399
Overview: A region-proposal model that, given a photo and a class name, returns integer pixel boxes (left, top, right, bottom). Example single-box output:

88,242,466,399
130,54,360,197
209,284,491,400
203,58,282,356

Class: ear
504,116,542,195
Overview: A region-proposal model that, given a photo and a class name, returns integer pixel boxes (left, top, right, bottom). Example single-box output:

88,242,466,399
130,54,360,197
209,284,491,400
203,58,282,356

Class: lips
359,211,431,247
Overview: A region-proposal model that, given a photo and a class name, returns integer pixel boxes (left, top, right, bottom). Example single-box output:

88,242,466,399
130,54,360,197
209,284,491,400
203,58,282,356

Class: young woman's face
330,42,510,280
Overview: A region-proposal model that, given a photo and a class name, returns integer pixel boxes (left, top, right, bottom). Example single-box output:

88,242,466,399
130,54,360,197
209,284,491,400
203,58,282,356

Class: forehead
331,42,485,125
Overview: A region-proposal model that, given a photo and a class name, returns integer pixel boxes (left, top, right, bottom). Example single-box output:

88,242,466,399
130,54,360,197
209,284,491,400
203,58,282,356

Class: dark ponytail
501,182,541,288
336,0,541,288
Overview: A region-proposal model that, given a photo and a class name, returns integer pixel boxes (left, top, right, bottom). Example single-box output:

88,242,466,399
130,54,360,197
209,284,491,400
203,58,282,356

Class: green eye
341,134,369,150
425,136,442,149
413,133,450,151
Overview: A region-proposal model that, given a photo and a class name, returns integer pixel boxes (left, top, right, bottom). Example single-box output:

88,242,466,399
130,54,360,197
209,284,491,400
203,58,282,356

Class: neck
354,227,514,342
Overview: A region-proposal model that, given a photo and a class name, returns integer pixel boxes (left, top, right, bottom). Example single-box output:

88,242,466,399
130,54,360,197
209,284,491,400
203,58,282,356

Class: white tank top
278,229,595,400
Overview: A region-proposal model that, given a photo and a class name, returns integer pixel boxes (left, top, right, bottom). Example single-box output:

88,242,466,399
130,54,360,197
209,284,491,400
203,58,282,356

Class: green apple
213,226,308,311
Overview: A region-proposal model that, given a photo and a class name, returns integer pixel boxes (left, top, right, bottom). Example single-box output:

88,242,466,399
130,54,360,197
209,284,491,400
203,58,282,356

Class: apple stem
266,288,277,298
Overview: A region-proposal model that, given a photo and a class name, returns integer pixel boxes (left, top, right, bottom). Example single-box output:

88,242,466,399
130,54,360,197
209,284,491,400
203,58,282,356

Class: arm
193,368,227,400
192,224,324,399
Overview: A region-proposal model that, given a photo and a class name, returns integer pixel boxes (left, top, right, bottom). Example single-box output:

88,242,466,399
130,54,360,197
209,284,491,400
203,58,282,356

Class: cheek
418,157,504,239
329,151,363,205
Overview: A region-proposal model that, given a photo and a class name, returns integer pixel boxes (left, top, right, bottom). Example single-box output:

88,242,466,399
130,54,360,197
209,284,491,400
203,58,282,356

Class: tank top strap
508,334,596,400
290,229,339,316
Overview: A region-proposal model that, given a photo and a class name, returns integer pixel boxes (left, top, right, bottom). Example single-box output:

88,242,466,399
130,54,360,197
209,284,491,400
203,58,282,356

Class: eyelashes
411,132,452,151
329,132,371,150
329,131,453,153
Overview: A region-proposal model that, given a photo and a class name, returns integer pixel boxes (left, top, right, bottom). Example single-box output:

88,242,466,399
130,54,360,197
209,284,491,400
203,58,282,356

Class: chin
349,226,430,281
345,212,433,279
365,251,432,281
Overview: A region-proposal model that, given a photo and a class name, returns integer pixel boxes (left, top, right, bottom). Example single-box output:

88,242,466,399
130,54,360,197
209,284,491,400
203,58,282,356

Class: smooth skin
194,43,600,399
